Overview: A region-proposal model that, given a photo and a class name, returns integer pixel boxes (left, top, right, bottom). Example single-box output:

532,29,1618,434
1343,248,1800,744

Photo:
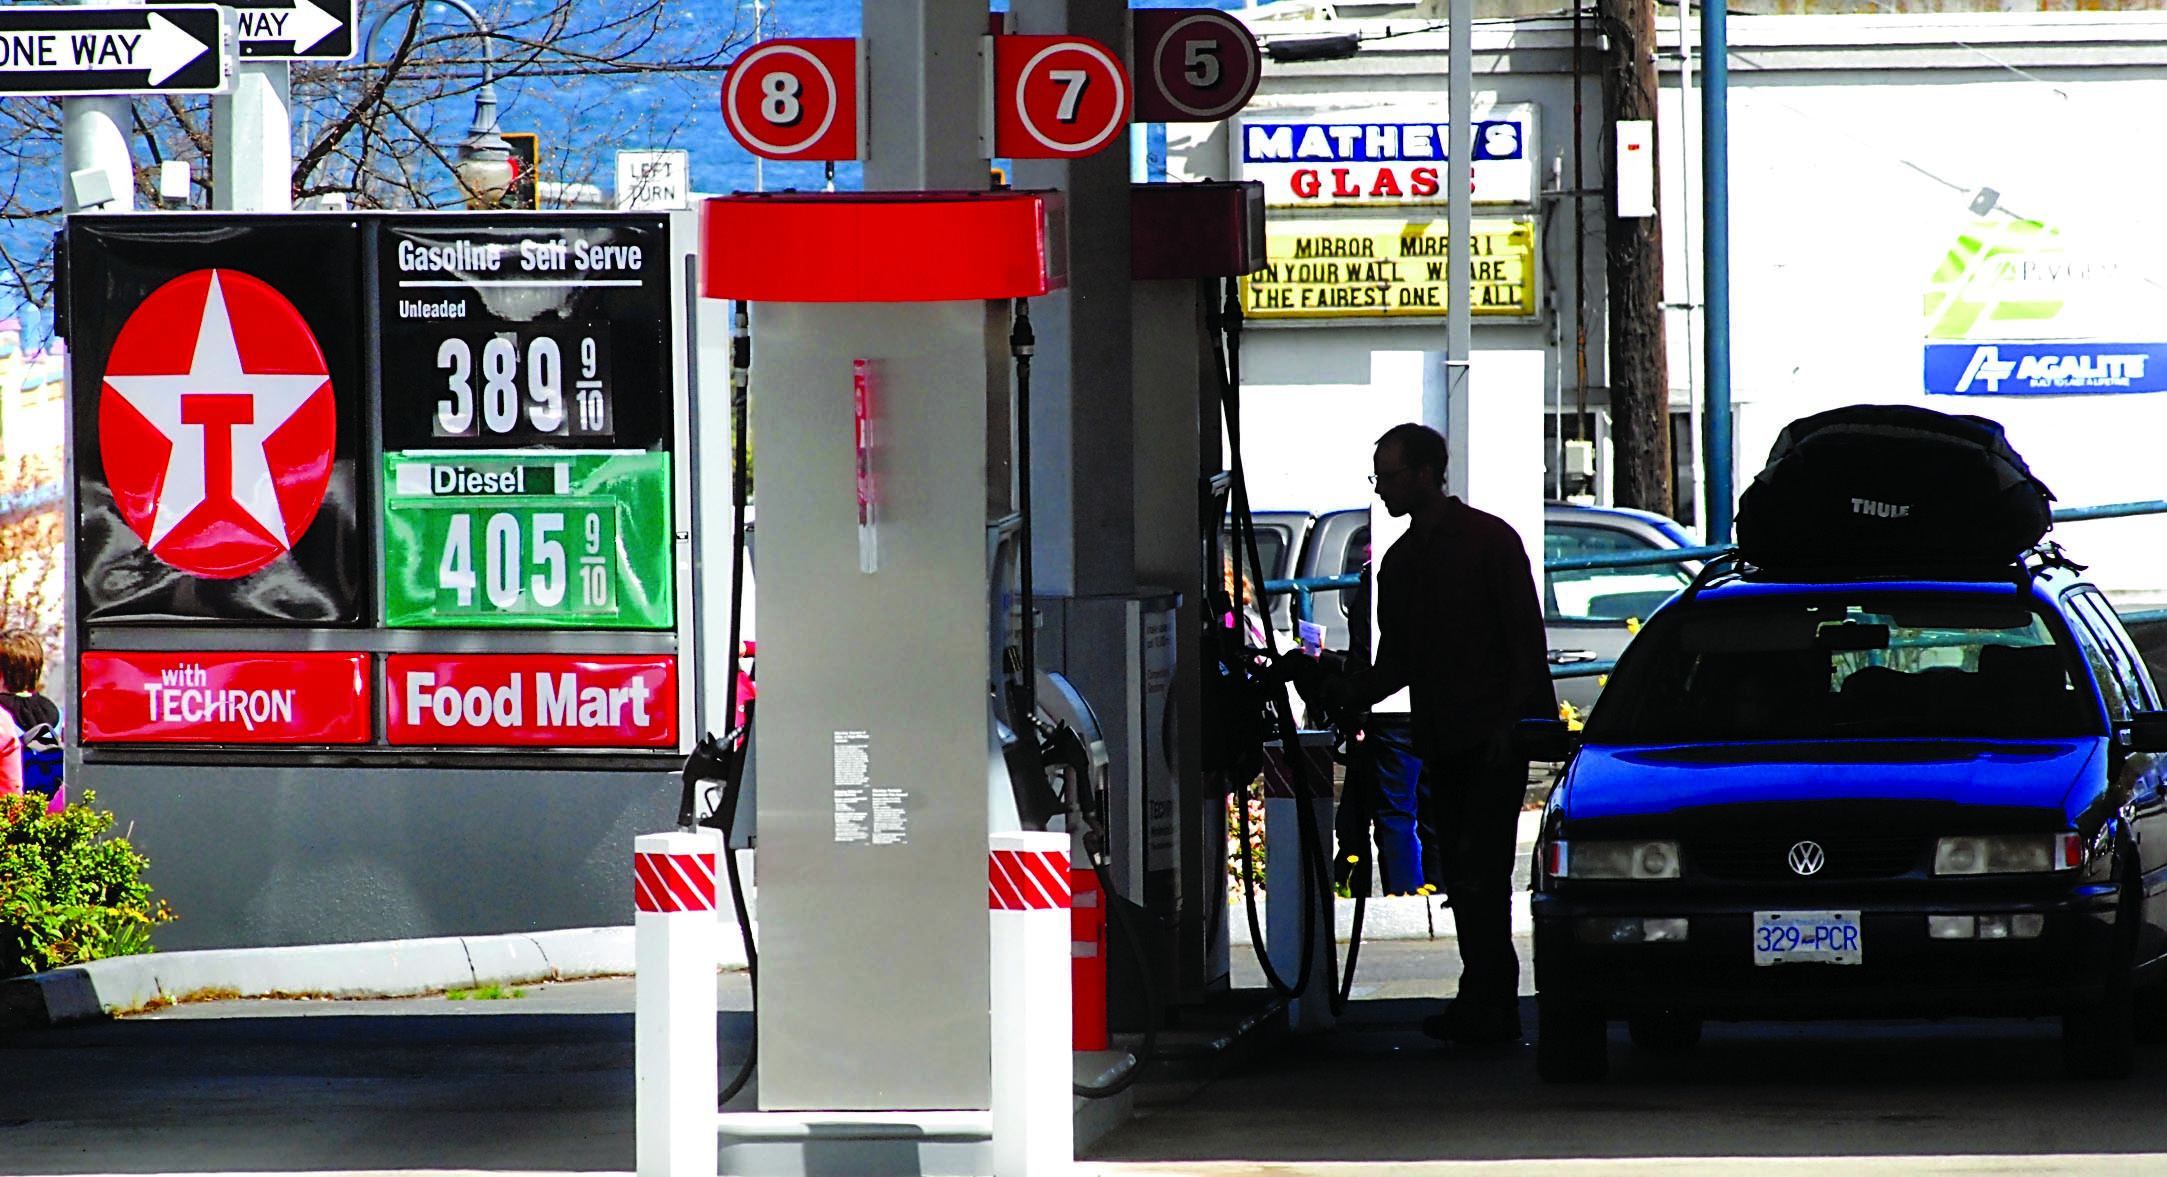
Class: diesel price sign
382,451,672,628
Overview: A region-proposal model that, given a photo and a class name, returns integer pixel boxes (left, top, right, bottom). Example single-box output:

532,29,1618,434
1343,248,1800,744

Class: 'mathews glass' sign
1235,104,1537,209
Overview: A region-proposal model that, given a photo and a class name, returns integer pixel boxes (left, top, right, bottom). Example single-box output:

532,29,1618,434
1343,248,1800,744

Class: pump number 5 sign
993,35,1131,159
722,38,864,161
1132,9,1260,123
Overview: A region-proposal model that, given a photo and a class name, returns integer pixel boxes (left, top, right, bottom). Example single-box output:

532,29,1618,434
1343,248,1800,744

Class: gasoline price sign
427,324,614,442
383,451,673,629
378,217,672,453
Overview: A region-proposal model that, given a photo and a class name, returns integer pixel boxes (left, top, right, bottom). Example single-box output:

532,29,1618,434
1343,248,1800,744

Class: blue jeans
1358,716,1426,895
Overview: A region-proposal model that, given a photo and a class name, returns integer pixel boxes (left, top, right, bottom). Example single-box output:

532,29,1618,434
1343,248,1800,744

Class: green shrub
0,790,173,979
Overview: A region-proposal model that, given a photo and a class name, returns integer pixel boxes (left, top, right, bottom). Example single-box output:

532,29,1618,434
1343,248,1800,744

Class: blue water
7,0,1251,337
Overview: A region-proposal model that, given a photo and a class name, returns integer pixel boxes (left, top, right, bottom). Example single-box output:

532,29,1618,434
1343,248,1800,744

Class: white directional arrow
0,12,210,83
0,5,228,95
233,0,343,54
140,11,211,85
283,0,342,53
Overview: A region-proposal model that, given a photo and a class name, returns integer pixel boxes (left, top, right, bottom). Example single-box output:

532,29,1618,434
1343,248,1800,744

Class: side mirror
2121,711,2167,753
1514,717,1576,764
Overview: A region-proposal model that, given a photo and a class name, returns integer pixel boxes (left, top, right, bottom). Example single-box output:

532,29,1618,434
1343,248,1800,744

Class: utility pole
1600,0,1669,513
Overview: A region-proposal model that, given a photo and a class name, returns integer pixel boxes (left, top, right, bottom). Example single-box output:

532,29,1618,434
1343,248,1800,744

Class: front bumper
1532,889,2120,1021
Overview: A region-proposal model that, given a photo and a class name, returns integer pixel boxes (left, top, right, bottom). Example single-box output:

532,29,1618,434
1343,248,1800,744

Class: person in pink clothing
0,704,22,797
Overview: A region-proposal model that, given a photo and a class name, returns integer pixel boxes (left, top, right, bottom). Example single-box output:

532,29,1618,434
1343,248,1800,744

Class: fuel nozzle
1010,297,1035,358
681,731,732,786
674,729,733,831
1041,720,1111,868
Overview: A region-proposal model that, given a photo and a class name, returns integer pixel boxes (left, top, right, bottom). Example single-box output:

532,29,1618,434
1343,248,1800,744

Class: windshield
1544,523,1693,624
1584,592,2102,743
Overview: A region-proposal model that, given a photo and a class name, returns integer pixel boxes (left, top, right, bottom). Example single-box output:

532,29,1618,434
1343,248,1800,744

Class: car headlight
1933,833,2082,875
1548,839,1680,879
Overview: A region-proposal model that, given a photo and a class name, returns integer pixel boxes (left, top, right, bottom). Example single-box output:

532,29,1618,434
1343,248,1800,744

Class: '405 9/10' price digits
439,509,612,613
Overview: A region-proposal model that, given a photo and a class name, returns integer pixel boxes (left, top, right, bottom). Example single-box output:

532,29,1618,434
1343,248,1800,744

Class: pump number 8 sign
383,451,674,629
993,35,1131,159
722,38,864,161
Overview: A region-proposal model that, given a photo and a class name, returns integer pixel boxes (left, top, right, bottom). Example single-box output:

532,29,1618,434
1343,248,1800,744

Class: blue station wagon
1528,548,2167,1082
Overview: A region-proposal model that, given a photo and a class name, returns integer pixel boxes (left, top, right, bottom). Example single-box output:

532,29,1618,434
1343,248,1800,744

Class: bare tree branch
0,0,754,337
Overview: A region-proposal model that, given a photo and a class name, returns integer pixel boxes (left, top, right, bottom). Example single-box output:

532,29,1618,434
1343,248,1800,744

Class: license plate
1753,910,1863,966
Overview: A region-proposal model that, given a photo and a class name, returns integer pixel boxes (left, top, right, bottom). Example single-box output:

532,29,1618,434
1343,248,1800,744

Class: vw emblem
1788,840,1827,876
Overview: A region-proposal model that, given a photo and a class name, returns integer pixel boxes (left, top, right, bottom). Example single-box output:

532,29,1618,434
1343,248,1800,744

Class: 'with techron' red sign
386,654,677,748
81,652,371,743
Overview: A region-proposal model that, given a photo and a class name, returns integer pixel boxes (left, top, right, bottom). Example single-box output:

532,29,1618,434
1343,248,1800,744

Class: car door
2070,590,2167,960
1294,508,1369,653
1543,517,1694,717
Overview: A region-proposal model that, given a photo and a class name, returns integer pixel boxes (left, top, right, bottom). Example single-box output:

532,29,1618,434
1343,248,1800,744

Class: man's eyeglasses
1367,467,1409,488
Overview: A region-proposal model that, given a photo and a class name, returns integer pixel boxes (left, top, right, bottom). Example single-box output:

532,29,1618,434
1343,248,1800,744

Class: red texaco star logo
99,269,337,580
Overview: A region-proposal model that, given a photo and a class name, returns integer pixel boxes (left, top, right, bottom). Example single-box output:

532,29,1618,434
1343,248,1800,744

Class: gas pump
1205,267,1350,1030
699,191,1067,1166
680,14,1288,1165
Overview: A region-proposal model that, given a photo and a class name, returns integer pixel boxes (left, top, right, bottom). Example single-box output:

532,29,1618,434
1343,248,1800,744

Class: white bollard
1263,739,1339,1034
989,831,1074,1177
635,829,722,1177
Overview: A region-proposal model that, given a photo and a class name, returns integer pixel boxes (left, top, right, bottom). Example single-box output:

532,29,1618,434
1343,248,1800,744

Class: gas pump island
60,6,1315,1175
672,11,1296,1177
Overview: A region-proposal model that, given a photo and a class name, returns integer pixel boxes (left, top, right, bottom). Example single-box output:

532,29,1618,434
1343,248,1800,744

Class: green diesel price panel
383,451,673,628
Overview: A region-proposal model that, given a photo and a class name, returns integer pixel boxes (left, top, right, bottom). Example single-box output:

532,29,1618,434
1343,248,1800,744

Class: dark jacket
0,692,59,737
1352,498,1554,758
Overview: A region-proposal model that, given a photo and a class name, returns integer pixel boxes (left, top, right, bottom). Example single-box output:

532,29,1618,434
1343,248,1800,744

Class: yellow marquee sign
1241,217,1538,320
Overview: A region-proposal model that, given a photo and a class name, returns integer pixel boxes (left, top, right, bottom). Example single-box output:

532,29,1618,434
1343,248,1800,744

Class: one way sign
149,0,352,61
0,6,231,95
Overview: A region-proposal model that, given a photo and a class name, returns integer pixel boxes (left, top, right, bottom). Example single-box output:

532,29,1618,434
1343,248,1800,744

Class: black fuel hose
714,300,759,1107
1216,277,1337,1007
1012,299,1037,732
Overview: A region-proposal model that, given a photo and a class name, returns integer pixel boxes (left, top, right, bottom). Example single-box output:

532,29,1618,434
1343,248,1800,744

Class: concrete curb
1224,890,1532,946
0,922,762,1033
1227,808,1543,945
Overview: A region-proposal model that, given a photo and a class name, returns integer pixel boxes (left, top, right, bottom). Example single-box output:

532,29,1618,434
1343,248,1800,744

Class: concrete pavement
0,812,1543,1031
15,948,2167,1177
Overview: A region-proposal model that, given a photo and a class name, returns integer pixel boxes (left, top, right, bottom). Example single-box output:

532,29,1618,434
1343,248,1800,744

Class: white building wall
1198,9,2167,596
1660,13,2167,594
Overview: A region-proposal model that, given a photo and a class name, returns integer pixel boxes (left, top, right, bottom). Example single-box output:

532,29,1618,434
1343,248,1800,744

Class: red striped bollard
990,831,1073,1176
635,829,722,1177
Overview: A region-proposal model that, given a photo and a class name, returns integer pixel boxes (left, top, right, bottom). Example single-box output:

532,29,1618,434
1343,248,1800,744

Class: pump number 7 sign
993,35,1131,159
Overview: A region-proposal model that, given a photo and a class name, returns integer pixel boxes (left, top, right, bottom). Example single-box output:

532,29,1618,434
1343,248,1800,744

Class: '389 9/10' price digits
434,327,613,441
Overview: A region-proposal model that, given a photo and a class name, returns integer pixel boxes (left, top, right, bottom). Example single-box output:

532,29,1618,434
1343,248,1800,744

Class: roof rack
2025,541,2088,577
1685,543,2091,600
1726,558,2046,589
1676,548,1745,608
